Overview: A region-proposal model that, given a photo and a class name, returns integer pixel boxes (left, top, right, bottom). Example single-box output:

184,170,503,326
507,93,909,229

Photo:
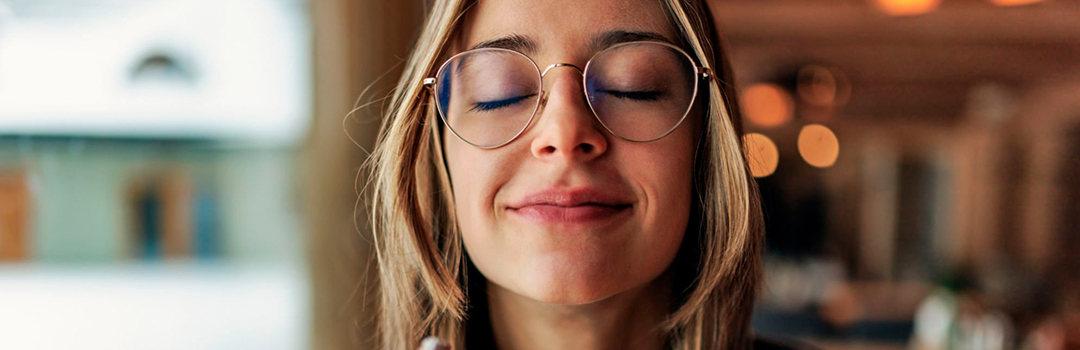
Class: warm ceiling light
743,133,780,178
797,65,851,108
797,66,838,107
797,124,840,168
988,0,1043,6
873,0,941,16
741,83,793,128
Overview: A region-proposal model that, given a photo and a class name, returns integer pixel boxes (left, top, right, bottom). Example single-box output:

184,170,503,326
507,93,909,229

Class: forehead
458,0,679,58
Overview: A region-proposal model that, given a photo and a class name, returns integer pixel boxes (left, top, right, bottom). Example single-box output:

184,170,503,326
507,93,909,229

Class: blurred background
0,0,1076,349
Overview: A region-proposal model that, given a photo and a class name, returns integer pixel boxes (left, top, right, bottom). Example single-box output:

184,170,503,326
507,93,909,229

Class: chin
514,259,629,305
521,283,619,306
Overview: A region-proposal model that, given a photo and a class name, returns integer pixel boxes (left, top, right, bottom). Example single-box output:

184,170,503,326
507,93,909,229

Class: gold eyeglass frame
422,40,713,149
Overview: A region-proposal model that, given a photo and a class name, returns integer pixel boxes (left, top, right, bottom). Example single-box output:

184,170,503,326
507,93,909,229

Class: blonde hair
364,0,763,349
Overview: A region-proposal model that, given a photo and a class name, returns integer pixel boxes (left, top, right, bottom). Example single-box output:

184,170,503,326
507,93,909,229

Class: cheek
443,133,518,273
624,122,697,273
444,135,548,302
445,137,497,232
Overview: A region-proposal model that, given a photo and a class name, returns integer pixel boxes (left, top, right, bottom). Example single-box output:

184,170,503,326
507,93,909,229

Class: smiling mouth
507,203,632,223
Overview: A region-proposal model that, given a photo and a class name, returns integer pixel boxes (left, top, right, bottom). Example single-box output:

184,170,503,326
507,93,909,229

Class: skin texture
442,0,701,349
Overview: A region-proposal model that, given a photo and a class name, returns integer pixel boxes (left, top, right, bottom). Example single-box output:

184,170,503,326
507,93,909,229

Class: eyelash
471,94,536,112
470,88,661,113
602,90,663,101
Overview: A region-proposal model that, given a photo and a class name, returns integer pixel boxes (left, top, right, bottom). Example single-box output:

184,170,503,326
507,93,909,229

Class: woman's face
445,0,699,305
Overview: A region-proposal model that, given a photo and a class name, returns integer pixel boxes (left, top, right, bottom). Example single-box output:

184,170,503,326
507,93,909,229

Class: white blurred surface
0,0,311,145
0,263,309,349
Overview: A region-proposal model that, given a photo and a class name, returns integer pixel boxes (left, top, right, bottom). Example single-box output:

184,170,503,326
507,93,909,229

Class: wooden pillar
305,1,424,349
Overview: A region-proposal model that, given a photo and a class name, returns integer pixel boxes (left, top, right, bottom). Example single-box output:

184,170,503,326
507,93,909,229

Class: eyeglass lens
435,42,698,148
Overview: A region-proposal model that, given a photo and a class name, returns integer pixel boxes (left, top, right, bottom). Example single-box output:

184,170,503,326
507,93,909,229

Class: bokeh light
742,83,794,128
873,0,941,16
797,65,851,108
743,133,780,178
797,124,840,168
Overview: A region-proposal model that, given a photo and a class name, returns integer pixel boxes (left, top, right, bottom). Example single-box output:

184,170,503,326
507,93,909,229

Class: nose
529,64,608,162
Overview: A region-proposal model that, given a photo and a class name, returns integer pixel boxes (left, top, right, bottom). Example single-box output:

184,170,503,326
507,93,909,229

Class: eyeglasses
422,41,712,149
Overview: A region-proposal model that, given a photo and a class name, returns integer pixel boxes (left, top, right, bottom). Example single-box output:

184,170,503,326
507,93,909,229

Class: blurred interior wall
305,1,423,349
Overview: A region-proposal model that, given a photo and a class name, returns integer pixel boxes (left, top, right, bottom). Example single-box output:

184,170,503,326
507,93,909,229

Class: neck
486,270,674,350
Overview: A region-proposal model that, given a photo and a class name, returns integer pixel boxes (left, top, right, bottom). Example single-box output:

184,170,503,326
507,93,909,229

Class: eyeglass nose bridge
538,63,585,106
541,62,583,77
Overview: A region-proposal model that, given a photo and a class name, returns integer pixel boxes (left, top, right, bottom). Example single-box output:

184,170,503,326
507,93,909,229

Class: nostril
579,143,594,153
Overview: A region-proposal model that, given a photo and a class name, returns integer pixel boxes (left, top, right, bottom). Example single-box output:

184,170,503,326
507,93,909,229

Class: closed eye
471,93,537,112
601,90,663,101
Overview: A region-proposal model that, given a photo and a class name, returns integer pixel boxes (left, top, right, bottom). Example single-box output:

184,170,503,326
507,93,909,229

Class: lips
505,187,633,223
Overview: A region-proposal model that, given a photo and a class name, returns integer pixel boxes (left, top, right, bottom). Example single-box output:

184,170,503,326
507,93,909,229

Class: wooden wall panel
306,1,424,349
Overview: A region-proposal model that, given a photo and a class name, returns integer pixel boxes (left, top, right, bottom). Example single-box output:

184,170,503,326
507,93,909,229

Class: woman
365,0,766,349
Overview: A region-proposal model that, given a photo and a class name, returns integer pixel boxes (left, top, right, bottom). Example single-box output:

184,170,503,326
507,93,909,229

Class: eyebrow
469,33,539,54
588,30,673,53
467,30,674,56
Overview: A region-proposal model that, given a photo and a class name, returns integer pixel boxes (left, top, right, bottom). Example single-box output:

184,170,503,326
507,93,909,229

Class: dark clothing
461,264,806,349
462,335,804,349
752,337,808,350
